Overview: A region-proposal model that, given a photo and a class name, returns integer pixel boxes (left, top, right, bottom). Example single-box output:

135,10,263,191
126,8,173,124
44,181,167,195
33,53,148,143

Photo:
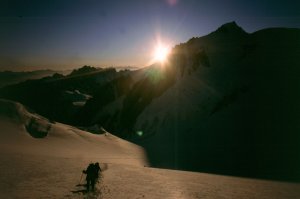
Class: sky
0,0,299,71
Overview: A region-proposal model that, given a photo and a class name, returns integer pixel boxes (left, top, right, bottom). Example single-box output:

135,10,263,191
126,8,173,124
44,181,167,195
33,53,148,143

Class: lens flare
153,44,170,63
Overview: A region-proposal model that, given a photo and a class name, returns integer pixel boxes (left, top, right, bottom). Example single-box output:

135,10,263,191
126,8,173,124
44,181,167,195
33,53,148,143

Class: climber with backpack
82,163,98,191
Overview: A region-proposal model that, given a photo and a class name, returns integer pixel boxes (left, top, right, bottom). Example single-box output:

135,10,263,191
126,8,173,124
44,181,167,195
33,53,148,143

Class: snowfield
1,99,300,198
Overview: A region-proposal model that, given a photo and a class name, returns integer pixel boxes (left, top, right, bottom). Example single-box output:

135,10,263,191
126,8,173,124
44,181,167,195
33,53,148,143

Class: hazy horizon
1,0,299,71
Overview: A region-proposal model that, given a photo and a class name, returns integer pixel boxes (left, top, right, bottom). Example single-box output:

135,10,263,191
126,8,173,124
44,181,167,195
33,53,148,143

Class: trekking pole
77,172,83,185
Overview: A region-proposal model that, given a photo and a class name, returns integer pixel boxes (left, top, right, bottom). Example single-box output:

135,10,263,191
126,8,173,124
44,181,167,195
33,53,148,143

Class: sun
153,44,170,63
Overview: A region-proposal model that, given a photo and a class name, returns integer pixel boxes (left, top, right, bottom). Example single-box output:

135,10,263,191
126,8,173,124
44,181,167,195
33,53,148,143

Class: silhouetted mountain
214,21,247,36
1,22,300,181
0,67,122,124
0,70,65,88
68,65,99,76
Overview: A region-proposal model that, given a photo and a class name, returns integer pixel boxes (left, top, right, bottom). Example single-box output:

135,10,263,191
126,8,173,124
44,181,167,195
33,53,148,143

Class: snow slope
0,99,147,165
0,99,147,198
1,99,300,198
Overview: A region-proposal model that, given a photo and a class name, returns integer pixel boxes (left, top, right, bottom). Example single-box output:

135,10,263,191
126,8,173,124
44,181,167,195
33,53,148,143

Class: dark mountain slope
0,67,121,123
131,23,300,181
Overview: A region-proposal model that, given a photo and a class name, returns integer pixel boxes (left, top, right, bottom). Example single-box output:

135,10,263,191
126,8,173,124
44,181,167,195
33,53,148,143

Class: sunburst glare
153,44,170,64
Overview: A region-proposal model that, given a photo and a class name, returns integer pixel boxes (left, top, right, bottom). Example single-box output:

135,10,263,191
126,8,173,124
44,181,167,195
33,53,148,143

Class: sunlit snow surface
0,99,300,198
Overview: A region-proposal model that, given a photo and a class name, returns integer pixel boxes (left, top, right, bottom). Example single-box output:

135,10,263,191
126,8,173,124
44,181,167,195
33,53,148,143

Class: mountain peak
214,21,247,36
221,21,239,28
